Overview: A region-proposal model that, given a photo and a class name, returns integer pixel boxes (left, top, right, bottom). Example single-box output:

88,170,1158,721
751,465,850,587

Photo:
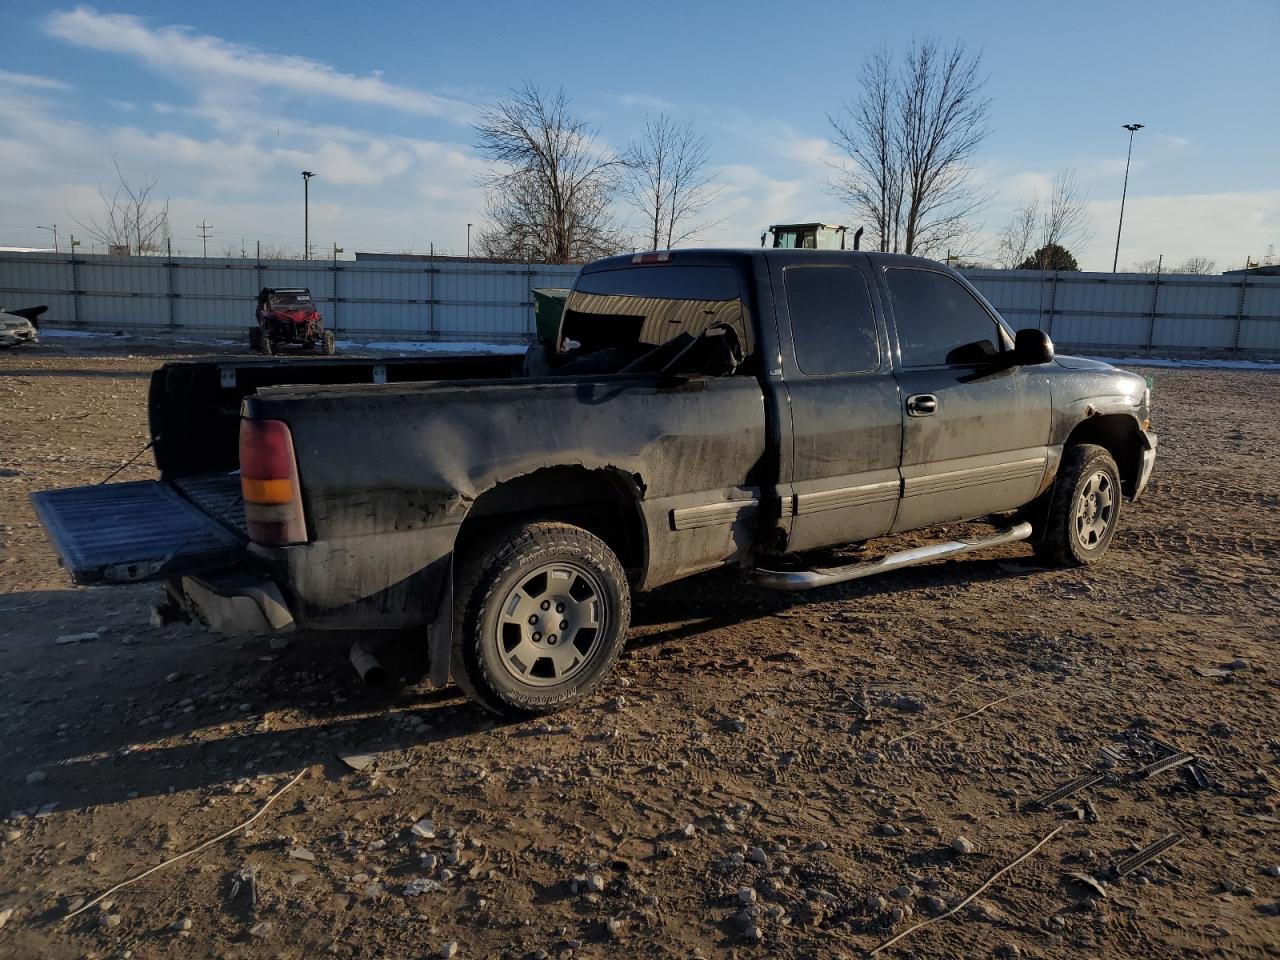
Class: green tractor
761,223,863,250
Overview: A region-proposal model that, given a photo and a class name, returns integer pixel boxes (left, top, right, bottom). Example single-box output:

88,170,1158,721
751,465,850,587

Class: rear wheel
261,332,274,355
1034,443,1122,566
322,330,336,355
451,521,630,717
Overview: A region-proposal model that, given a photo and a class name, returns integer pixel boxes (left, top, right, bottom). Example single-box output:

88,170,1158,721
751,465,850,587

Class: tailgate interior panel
30,480,245,585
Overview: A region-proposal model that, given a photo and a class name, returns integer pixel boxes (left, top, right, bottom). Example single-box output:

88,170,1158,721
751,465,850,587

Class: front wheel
261,332,274,355
1034,443,1122,567
451,521,631,717
321,330,336,355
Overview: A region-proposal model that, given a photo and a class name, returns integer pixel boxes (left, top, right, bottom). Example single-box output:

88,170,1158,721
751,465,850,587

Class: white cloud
0,69,69,90
0,86,486,256
613,93,676,112
45,7,471,120
1081,190,1280,271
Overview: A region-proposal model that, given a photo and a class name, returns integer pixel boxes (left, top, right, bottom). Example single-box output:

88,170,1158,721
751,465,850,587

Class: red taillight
631,251,672,264
239,419,307,546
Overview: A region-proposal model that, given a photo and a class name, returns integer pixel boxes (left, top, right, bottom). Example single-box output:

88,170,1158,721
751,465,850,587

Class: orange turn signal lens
241,476,295,504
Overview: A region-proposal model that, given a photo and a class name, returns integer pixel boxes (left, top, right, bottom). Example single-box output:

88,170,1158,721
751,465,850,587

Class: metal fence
965,268,1280,355
2,251,1279,354
0,252,580,342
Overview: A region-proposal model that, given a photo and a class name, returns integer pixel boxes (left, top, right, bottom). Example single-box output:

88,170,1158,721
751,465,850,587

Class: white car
0,310,39,348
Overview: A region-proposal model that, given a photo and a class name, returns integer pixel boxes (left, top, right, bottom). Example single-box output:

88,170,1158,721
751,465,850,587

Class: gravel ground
1,341,1278,959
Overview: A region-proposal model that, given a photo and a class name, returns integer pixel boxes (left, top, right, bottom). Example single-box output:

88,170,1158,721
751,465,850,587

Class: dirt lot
1,340,1278,959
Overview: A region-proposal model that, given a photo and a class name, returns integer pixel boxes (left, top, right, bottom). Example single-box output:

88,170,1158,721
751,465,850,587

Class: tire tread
1034,443,1121,567
450,521,630,718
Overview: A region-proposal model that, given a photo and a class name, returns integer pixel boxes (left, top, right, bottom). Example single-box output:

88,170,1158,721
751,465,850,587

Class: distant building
1222,263,1280,277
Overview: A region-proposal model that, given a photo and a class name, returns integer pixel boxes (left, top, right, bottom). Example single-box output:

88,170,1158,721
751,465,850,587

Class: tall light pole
37,224,58,253
1112,123,1144,273
466,223,472,259
302,170,315,260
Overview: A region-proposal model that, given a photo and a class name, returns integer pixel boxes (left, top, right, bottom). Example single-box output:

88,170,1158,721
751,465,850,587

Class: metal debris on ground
858,684,872,722
1132,751,1195,780
1181,764,1211,790
1098,744,1127,766
1194,666,1233,678
339,752,377,772
1028,772,1107,811
1112,833,1185,878
1065,871,1108,899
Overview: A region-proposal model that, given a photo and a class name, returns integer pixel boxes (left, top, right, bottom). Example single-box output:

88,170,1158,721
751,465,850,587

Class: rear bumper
1134,431,1157,500
172,572,295,635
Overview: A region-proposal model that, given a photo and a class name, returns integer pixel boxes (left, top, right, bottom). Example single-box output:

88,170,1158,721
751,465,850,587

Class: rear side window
564,264,751,356
886,269,1004,367
784,266,880,375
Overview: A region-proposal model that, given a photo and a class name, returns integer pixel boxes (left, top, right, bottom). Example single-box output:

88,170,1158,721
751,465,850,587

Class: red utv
252,287,335,355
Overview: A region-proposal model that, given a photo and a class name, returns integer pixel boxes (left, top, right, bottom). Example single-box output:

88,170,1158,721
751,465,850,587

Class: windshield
269,293,313,309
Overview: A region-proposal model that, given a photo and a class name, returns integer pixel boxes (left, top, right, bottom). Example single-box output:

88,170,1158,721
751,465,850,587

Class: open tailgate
30,480,245,585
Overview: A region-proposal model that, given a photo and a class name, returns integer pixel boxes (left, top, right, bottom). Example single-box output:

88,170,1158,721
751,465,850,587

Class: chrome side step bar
749,522,1033,591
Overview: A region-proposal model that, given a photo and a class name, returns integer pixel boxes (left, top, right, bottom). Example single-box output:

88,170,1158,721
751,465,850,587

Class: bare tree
995,201,1037,269
626,114,722,250
73,157,170,255
473,83,627,263
1170,256,1217,275
257,243,300,260
829,39,990,257
1132,257,1162,273
1038,171,1091,260
999,170,1092,269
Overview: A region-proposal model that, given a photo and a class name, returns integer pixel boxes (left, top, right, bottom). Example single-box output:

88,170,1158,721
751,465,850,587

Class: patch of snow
338,339,527,355
37,327,103,338
1088,355,1280,372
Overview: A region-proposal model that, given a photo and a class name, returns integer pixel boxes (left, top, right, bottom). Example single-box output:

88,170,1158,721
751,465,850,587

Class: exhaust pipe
853,227,864,251
349,641,385,686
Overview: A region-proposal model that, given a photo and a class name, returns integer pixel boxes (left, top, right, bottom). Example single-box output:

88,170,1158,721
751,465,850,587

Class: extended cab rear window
564,265,752,358
784,266,880,375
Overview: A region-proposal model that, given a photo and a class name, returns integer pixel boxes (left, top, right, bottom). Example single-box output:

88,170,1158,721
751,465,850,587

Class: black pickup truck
32,249,1155,716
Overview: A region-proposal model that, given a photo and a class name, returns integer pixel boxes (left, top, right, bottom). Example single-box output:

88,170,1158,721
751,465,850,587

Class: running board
749,522,1033,591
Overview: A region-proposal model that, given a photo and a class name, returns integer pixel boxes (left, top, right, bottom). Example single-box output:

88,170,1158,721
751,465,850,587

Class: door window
784,266,880,375
886,269,1005,367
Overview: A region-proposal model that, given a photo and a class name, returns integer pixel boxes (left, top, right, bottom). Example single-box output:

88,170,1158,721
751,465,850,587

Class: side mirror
1014,328,1054,365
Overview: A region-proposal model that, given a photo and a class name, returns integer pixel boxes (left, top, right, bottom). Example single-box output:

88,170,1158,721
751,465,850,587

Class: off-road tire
451,521,630,718
322,330,336,356
261,332,274,356
248,326,262,352
1034,443,1122,567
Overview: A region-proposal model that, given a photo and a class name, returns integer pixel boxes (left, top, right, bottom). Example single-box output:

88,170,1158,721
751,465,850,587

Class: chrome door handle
906,393,938,417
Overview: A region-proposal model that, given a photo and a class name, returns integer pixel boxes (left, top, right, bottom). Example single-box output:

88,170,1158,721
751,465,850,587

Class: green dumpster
532,288,569,347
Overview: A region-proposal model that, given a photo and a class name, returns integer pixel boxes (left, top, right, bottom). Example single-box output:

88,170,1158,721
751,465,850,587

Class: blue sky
0,1,1276,269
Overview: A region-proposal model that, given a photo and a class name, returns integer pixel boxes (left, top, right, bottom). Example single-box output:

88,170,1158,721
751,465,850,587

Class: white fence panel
2,251,1277,355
